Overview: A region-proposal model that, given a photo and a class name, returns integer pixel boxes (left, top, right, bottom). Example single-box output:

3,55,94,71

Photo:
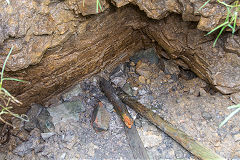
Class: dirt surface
0,48,239,159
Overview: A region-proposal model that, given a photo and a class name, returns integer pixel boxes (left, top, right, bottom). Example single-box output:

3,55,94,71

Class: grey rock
91,102,110,132
175,150,184,159
41,132,56,140
34,144,45,153
130,48,159,64
64,101,86,113
233,133,240,142
179,69,196,80
122,83,134,96
230,92,240,104
24,104,54,133
134,119,142,128
110,63,126,78
138,88,147,96
13,128,41,157
48,100,86,125
24,104,43,132
110,64,128,88
164,60,180,75
199,88,207,97
60,153,66,160
37,108,55,133
201,111,212,121
111,76,127,88
101,100,114,112
61,84,83,102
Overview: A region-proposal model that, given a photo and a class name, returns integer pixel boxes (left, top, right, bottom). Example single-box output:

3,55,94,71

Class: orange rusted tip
122,113,133,128
98,101,103,107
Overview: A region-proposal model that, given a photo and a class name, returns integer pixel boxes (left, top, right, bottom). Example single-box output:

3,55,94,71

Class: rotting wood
117,90,226,160
99,77,150,160
99,77,133,128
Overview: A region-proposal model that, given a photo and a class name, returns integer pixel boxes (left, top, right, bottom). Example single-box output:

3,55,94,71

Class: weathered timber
99,77,149,160
99,77,133,128
117,90,226,160
124,115,150,160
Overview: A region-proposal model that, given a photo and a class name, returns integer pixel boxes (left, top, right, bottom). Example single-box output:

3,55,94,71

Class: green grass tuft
0,47,28,127
219,104,240,128
82,0,103,13
199,0,240,47
199,1,240,127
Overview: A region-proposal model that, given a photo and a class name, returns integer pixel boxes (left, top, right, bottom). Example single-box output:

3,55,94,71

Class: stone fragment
111,77,127,88
230,92,240,104
24,104,43,132
224,35,240,56
136,61,152,78
163,60,180,75
130,48,160,64
48,100,86,125
37,108,55,133
138,88,147,96
137,128,162,148
110,64,127,88
179,69,197,80
201,111,212,121
91,102,110,132
138,76,146,84
122,83,134,96
87,143,99,157
233,133,240,142
13,128,42,157
59,153,66,160
146,79,151,84
199,88,207,97
61,84,83,102
110,64,126,78
41,132,56,140
174,150,184,159
24,104,54,133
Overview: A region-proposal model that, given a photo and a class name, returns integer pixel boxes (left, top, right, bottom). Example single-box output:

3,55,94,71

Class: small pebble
175,150,184,159
146,79,151,84
199,88,207,96
201,111,212,121
233,133,240,142
139,76,146,84
130,62,135,66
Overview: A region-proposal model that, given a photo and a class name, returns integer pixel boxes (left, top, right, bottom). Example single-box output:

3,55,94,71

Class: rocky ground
0,48,240,160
